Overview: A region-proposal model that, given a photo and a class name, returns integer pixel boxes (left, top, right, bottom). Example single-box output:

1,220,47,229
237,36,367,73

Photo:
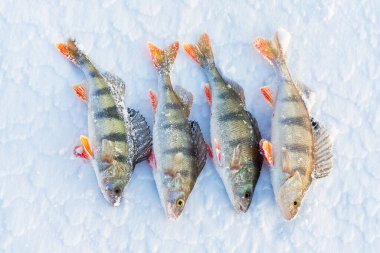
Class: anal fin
311,117,333,178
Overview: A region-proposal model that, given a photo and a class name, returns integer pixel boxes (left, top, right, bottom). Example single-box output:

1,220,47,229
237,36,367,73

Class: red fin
260,86,273,106
73,145,89,160
260,139,273,166
206,144,213,159
253,38,277,65
204,84,212,106
80,135,94,158
147,42,179,71
56,40,80,64
149,89,157,112
148,150,157,169
183,33,214,67
214,139,222,165
73,84,87,102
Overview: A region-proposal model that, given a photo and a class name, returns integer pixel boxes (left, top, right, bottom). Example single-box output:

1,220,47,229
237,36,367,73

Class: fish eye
176,198,184,207
114,187,121,195
244,191,252,199
293,201,298,206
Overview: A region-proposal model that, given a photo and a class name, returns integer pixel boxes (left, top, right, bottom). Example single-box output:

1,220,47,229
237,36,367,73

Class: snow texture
0,0,379,252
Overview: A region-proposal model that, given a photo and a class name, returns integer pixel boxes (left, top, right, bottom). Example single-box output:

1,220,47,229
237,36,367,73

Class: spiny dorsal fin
174,86,193,117
311,117,333,179
126,108,153,165
190,121,207,176
102,71,126,104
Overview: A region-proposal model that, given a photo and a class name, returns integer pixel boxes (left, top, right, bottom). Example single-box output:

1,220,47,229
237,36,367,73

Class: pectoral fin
230,144,242,170
311,117,333,179
101,139,115,164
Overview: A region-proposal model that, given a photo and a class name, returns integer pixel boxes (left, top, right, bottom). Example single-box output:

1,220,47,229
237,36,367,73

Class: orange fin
147,41,179,71
148,150,157,169
260,139,273,166
73,145,90,160
204,84,212,106
56,40,81,65
206,144,213,159
80,135,94,158
149,89,158,112
183,33,214,67
73,84,87,102
253,38,278,65
260,86,273,106
214,139,222,165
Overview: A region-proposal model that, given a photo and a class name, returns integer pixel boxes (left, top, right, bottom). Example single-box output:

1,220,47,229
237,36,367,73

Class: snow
0,0,379,252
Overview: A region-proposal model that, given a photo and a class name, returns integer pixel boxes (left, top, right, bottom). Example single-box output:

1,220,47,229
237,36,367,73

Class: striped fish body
148,42,207,219
57,40,153,207
183,34,263,212
153,78,198,214
271,66,313,200
208,68,262,212
255,29,334,220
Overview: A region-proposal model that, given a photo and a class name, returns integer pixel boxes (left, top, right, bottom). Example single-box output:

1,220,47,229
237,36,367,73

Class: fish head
99,161,127,207
160,169,189,220
277,171,304,220
165,190,186,220
230,166,255,213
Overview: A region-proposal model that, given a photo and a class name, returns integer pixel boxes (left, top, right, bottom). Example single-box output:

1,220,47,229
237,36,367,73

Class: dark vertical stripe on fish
284,144,310,153
218,112,245,122
95,106,121,119
102,133,127,142
280,116,308,128
163,147,194,156
93,87,109,96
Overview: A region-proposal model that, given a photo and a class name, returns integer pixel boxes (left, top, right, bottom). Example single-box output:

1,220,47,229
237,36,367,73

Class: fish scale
56,40,152,206
184,34,263,213
254,28,333,220
148,41,207,220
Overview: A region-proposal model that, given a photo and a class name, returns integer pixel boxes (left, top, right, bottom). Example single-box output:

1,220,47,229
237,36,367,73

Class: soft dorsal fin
126,108,153,166
227,81,245,103
102,71,126,103
311,117,333,179
295,81,316,111
174,85,193,117
190,121,207,176
217,69,245,103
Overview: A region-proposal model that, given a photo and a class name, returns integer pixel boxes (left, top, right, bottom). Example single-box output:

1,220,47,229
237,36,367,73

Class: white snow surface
0,0,379,252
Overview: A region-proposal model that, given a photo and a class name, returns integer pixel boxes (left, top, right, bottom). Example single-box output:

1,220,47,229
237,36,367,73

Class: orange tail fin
147,41,179,73
183,33,215,68
56,39,84,65
253,29,291,65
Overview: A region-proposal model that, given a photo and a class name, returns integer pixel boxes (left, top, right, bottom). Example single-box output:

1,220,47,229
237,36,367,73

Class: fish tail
183,33,215,68
56,39,88,66
253,28,291,65
147,41,179,74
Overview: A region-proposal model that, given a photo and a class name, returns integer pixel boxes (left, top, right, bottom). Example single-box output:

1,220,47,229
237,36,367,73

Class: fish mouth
166,203,182,220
